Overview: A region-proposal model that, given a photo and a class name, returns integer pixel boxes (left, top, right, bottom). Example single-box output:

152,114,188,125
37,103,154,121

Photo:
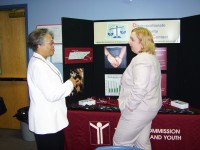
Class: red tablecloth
64,110,200,150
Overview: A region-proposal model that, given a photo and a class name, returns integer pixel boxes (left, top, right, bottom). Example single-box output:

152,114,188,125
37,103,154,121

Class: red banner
65,47,93,64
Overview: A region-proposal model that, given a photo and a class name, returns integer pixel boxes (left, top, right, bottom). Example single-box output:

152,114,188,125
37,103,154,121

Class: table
64,110,200,150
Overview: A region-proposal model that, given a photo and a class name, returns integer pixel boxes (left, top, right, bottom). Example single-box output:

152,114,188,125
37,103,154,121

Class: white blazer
118,52,162,112
27,52,74,134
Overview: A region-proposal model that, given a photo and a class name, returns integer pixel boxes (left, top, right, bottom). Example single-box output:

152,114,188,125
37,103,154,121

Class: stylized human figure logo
90,122,109,144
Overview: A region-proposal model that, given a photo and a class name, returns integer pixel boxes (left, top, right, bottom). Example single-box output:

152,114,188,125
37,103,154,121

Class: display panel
94,20,180,44
64,47,93,64
105,74,122,96
62,17,186,104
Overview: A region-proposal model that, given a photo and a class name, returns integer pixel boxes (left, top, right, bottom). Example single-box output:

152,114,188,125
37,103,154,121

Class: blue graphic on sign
107,24,127,39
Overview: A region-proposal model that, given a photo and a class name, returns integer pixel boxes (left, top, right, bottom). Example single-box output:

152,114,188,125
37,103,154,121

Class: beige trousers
113,109,158,150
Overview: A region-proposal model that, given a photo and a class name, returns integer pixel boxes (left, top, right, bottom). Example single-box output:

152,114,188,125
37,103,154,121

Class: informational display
104,46,127,69
36,24,62,44
62,17,183,100
94,20,180,44
156,47,167,70
105,74,167,97
64,47,93,64
105,74,122,96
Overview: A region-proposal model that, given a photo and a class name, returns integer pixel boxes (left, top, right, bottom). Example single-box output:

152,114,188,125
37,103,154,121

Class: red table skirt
64,110,200,150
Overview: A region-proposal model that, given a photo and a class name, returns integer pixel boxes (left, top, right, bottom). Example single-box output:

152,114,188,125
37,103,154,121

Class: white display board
94,20,180,44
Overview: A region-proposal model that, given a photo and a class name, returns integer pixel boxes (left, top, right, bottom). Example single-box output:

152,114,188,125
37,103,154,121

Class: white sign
94,20,180,44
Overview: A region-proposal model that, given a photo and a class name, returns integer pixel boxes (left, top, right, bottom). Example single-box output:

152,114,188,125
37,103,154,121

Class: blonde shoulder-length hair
131,27,156,55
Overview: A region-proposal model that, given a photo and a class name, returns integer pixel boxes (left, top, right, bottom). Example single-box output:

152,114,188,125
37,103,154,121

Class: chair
95,146,142,150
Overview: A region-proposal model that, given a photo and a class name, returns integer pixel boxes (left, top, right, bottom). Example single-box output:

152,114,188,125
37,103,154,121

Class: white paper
105,74,122,96
37,24,62,44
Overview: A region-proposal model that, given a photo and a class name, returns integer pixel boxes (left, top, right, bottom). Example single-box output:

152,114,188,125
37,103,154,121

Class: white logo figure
90,122,109,144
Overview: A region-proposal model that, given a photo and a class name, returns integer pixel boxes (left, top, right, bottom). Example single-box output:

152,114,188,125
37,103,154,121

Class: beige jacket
118,52,162,112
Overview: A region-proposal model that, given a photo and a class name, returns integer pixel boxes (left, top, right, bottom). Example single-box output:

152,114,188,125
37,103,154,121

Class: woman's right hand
69,77,76,87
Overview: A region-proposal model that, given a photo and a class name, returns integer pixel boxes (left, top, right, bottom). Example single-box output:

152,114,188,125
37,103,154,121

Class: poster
37,24,62,44
65,47,93,64
94,20,180,44
156,47,167,70
104,46,127,69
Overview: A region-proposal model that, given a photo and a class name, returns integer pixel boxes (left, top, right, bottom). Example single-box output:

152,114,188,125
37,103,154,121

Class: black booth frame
62,15,200,107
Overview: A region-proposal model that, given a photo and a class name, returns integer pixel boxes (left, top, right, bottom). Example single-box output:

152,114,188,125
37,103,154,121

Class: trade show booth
61,15,200,150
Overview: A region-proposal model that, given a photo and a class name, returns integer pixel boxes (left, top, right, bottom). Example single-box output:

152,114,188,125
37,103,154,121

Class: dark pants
34,129,65,150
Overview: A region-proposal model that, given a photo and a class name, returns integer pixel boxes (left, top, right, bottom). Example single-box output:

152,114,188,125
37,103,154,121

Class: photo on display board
69,68,84,97
161,74,167,97
156,47,167,71
105,74,122,96
104,46,127,69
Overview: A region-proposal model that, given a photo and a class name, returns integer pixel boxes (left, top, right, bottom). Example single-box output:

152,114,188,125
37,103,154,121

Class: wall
0,0,200,31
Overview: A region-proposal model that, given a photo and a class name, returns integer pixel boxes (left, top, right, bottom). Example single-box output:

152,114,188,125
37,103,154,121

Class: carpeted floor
0,128,37,150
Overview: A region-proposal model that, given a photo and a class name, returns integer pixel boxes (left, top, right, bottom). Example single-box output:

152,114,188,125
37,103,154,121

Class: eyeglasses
44,40,54,45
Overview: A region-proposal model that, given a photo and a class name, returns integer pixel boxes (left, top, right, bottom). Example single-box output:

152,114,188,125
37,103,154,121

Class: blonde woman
113,27,162,150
